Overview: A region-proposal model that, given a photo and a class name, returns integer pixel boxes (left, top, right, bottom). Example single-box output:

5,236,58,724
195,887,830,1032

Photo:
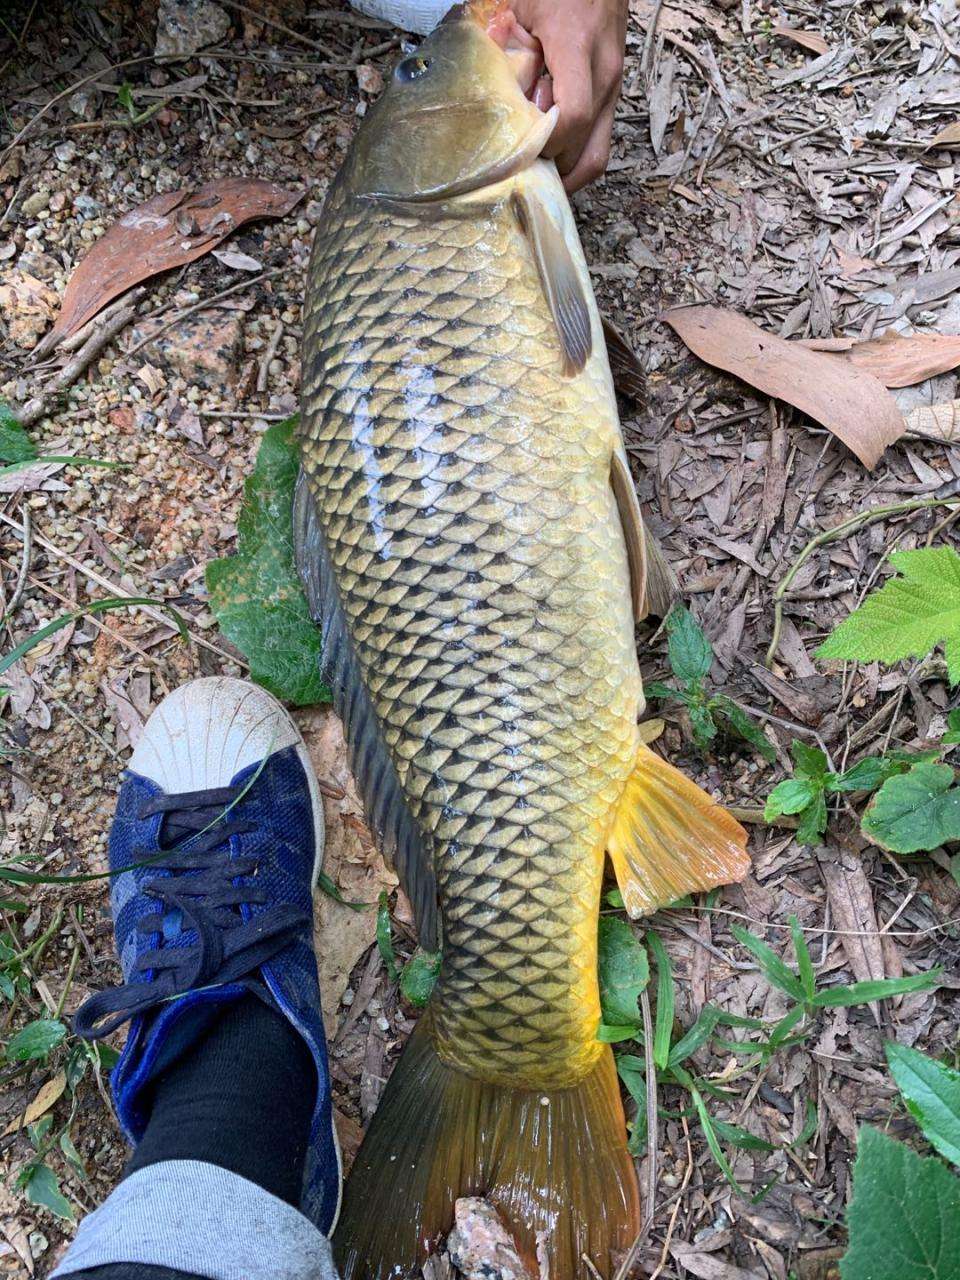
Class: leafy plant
817,545,960,685
764,740,931,847
862,760,960,854
206,417,329,706
842,1045,960,1279
647,604,774,760
614,915,940,1189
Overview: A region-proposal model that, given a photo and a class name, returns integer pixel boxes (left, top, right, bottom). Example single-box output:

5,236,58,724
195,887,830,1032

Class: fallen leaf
904,400,960,443
333,1107,364,1176
0,271,58,349
928,122,960,149
2,1070,66,1136
772,25,829,56
211,247,263,272
664,305,904,468
42,178,302,350
803,330,960,387
296,706,397,1037
817,851,885,1025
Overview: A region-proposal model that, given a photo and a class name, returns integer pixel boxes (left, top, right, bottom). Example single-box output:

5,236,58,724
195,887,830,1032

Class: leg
52,679,341,1280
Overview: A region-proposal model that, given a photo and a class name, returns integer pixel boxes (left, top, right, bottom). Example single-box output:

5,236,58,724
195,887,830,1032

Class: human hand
513,0,628,192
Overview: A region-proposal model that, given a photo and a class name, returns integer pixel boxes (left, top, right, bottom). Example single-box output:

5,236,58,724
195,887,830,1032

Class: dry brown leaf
43,178,302,349
296,706,397,1037
803,329,960,388
2,1070,66,1137
664,305,904,468
818,851,884,1025
772,25,829,55
928,122,960,149
904,399,960,442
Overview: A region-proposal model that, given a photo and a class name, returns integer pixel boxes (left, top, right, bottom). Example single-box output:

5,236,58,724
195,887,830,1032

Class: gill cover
347,7,557,202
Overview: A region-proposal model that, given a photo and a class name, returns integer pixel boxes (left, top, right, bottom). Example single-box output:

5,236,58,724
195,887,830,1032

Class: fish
295,4,750,1276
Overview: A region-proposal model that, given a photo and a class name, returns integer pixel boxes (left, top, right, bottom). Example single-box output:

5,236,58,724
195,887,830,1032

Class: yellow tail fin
334,1018,640,1279
608,742,750,916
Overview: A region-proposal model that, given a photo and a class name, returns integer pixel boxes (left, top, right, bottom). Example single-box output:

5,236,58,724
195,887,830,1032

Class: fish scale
301,172,642,1088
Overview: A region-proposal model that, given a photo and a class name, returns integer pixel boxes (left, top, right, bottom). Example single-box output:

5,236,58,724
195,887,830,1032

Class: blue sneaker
74,676,341,1234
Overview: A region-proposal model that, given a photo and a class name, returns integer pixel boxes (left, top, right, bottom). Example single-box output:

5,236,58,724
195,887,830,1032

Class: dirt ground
1,0,960,1277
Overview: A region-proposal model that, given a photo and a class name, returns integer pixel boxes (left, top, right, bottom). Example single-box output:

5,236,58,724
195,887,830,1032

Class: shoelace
73,785,309,1040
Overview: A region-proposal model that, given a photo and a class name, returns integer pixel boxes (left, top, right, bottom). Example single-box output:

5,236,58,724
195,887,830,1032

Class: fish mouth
446,1,547,100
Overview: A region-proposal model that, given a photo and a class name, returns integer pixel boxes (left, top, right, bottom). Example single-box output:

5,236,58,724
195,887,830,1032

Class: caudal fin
608,741,750,916
333,1018,640,1279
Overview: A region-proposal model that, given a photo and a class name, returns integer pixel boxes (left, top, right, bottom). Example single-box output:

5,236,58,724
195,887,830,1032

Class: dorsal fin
294,470,439,950
512,187,592,377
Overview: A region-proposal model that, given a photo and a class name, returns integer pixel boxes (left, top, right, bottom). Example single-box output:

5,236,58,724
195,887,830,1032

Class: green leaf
886,1043,960,1168
647,931,674,1070
0,402,37,464
690,1083,747,1194
117,82,135,117
22,1162,75,1222
796,789,828,846
60,1129,87,1181
668,1005,721,1067
597,1023,640,1043
616,1055,648,1154
943,709,960,746
399,948,441,1007
206,418,329,706
812,970,941,1007
791,740,830,781
790,915,816,1002
862,762,960,853
765,777,816,820
375,891,398,982
665,604,713,684
5,1018,67,1061
731,924,805,1001
644,680,690,705
710,694,776,762
818,545,960,686
841,1126,960,1280
687,698,718,750
598,918,649,1028
829,755,911,793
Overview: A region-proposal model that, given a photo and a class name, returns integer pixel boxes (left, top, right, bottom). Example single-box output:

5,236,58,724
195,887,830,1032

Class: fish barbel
296,6,749,1275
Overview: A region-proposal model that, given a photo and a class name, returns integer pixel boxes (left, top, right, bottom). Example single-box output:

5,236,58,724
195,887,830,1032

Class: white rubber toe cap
129,677,304,793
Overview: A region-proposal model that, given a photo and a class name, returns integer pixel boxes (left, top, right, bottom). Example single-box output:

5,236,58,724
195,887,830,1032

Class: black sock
125,992,316,1207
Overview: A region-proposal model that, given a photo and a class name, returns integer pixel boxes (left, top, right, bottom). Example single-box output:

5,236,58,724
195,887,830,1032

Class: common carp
296,5,749,1276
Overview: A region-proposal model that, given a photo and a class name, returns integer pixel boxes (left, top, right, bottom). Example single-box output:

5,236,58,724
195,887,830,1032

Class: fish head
345,1,558,203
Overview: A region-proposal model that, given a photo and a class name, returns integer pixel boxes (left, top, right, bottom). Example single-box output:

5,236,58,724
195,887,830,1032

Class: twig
647,1118,694,1280
17,293,145,426
216,0,337,55
3,504,31,617
641,0,666,82
257,318,284,393
766,496,960,667
124,268,283,359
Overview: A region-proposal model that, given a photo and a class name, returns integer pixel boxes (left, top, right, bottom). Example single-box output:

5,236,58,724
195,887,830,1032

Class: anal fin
608,742,749,916
610,450,679,622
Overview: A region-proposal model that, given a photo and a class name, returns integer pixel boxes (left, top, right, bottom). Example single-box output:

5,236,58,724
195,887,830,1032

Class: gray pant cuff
51,1159,339,1280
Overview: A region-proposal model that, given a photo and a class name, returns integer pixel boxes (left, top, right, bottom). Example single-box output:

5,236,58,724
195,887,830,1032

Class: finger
562,97,617,193
531,72,554,114
538,34,595,166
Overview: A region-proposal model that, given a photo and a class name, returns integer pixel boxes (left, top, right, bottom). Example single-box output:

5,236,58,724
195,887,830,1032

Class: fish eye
395,55,431,82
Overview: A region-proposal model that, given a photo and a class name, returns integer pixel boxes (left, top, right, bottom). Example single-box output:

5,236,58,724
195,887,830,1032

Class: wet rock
131,309,245,391
155,0,231,61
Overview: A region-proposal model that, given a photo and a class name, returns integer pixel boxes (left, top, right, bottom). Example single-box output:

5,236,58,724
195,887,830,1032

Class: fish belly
301,171,642,1089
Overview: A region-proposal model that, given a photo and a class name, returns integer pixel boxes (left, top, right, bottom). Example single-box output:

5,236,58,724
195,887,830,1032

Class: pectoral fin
607,743,750,916
610,451,679,622
513,188,592,377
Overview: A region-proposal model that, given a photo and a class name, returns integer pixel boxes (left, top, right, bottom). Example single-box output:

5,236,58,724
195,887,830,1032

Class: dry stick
31,286,145,365
641,0,667,83
216,0,337,55
257,318,285,393
17,294,145,426
647,1118,694,1280
765,495,960,668
124,268,283,359
4,504,31,617
0,510,245,670
612,989,659,1280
